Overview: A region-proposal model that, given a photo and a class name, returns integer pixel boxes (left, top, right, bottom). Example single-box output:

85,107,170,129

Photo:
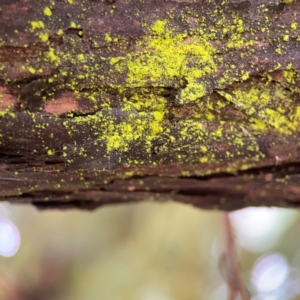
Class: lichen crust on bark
0,0,300,209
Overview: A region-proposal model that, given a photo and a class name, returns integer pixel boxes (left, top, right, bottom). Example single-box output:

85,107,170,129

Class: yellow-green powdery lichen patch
217,81,296,134
112,20,218,104
4,13,300,169
65,93,166,154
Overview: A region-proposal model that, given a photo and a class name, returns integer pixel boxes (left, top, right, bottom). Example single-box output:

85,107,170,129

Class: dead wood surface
1,0,300,210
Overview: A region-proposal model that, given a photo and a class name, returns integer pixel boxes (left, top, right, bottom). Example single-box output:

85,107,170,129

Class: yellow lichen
16,16,300,169
44,7,52,17
112,20,218,104
105,33,112,42
291,22,297,30
218,81,295,134
28,67,36,74
30,21,45,30
38,33,49,42
283,35,289,41
283,69,296,84
47,149,54,156
66,94,166,153
45,48,60,64
77,54,85,61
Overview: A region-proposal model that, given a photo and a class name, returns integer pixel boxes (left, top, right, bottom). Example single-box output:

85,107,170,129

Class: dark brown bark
1,0,300,210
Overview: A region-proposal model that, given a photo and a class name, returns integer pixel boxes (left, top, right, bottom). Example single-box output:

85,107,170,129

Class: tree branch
1,0,300,209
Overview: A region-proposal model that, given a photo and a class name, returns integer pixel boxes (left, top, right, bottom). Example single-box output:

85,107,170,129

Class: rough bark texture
1,0,300,210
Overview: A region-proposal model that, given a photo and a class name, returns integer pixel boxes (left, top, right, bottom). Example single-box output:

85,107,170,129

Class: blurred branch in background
220,213,249,300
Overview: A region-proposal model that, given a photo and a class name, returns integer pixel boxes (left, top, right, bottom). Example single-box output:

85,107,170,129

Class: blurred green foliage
0,203,299,300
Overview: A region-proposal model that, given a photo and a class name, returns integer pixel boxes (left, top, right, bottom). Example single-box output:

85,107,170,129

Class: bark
1,0,300,210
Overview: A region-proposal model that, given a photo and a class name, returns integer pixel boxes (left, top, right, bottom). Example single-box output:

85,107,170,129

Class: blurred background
0,201,299,300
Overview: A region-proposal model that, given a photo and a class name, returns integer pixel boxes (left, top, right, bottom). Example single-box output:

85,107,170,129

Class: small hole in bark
106,0,115,4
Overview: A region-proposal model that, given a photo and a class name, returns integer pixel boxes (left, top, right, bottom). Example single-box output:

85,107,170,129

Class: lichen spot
39,33,49,42
30,21,45,30
122,19,217,104
47,149,54,156
291,22,297,30
28,67,36,74
105,33,112,42
46,48,60,64
151,20,168,35
77,54,85,61
44,7,52,17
